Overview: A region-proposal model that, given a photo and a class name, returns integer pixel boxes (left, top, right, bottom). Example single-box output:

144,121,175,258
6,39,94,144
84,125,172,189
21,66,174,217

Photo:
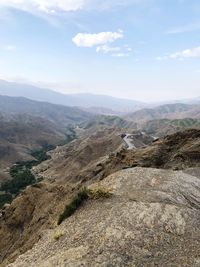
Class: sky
0,0,200,102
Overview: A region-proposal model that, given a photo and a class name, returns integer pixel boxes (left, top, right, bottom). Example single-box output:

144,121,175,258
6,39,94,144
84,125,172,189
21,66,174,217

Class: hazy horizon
0,0,200,102
0,78,200,104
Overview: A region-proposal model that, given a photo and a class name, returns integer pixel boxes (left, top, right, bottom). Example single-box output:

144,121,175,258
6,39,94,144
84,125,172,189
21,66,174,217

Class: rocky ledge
8,167,200,267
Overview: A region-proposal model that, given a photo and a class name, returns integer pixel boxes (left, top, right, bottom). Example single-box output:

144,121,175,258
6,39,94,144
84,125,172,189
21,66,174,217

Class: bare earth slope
8,167,200,267
0,129,200,266
140,118,200,137
95,129,200,181
33,128,124,184
0,114,67,169
0,128,124,266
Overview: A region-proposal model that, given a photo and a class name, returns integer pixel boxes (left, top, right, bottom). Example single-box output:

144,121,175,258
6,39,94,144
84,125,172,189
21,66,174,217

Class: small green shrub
57,187,112,225
57,188,90,225
88,187,112,199
53,230,64,241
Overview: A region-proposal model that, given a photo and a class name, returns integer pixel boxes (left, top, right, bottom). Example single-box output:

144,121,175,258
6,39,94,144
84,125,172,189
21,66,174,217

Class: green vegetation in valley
0,193,12,209
1,168,36,195
0,159,42,208
0,127,77,209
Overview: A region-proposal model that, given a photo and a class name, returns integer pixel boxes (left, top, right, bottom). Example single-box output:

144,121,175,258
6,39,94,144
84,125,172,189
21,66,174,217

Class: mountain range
0,95,93,176
0,88,199,266
0,94,199,175
0,80,200,114
125,103,200,123
0,80,144,113
0,95,92,127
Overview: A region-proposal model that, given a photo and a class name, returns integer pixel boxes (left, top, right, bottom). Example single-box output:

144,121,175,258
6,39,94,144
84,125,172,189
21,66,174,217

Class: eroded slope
0,129,200,266
8,167,200,267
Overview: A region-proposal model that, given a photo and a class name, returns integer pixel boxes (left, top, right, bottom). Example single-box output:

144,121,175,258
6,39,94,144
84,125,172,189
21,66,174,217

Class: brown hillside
0,129,199,266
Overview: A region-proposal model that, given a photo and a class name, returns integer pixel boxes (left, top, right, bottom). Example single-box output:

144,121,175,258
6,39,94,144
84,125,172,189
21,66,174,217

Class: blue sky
0,0,200,102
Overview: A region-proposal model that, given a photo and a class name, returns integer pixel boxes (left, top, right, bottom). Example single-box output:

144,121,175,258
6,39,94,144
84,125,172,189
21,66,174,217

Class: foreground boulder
8,167,200,267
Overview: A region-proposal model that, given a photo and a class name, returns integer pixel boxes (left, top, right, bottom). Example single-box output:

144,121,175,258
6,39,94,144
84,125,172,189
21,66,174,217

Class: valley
0,92,199,267
0,125,199,267
0,147,54,209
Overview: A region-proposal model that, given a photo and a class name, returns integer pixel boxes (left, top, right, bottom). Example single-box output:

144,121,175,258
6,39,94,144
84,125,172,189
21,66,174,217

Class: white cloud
112,53,129,57
87,0,144,10
0,0,144,14
72,30,132,57
96,45,121,53
157,46,200,60
111,45,132,57
156,56,168,61
126,47,132,52
169,47,200,59
3,45,16,51
72,30,123,47
0,0,86,13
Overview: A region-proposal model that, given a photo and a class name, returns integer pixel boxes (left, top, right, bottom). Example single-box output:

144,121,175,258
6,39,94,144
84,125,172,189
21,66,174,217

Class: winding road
123,132,158,150
123,134,136,150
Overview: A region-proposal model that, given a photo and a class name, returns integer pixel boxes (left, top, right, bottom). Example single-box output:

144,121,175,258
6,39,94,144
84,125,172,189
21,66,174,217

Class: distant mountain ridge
0,95,93,127
0,95,93,174
0,80,144,112
125,103,200,123
140,118,200,137
0,80,199,114
0,114,67,170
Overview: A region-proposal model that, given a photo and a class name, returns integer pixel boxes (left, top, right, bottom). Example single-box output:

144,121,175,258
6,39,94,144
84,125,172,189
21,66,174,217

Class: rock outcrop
96,129,200,180
0,183,74,266
8,167,200,267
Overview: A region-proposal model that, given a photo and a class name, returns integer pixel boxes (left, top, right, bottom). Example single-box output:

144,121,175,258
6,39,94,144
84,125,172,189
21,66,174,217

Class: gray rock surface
8,167,200,267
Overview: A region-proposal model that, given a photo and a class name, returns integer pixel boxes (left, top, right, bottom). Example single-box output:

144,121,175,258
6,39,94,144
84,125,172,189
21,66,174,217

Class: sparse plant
88,187,112,199
57,186,112,225
53,230,64,241
57,187,90,225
